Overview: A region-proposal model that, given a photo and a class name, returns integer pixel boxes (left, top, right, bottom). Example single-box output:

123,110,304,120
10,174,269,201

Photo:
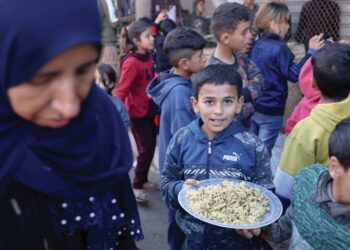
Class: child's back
274,43,350,206
147,26,206,250
147,27,206,173
249,2,324,153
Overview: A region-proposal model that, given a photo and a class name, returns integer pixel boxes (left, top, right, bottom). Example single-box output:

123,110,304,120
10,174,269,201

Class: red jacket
115,52,154,118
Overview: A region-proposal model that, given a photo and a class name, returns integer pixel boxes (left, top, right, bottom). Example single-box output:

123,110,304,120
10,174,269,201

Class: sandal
133,189,148,203
142,182,160,191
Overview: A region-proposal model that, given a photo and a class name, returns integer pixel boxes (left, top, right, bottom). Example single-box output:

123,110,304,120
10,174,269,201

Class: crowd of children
1,0,350,249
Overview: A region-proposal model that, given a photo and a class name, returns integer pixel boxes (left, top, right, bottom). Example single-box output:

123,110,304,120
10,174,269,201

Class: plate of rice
178,178,282,229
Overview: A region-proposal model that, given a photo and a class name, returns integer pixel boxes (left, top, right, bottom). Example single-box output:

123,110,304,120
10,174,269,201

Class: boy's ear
191,96,200,114
329,156,343,180
219,32,230,45
178,58,189,71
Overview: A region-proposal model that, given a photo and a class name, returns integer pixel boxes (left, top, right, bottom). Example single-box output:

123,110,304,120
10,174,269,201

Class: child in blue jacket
161,64,274,249
249,2,324,153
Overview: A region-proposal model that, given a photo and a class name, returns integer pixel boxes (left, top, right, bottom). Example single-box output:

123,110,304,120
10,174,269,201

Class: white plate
178,178,282,229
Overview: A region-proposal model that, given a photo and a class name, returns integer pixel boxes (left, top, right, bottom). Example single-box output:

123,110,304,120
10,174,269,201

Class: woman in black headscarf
0,0,142,249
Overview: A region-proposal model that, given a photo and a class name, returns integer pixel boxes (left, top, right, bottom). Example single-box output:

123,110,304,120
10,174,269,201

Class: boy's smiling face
222,21,251,52
191,83,243,139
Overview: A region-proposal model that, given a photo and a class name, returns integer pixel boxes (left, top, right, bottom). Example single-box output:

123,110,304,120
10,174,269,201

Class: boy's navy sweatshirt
147,70,195,173
161,118,274,249
250,32,315,115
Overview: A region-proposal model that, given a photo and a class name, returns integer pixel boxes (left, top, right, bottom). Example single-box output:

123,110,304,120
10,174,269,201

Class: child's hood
311,96,350,132
299,58,320,100
187,117,245,142
146,70,192,106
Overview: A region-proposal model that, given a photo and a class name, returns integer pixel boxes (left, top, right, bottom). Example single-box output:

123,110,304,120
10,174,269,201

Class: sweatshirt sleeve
170,87,195,136
239,54,264,102
161,132,185,209
271,206,293,242
114,58,138,102
251,134,274,191
278,45,314,83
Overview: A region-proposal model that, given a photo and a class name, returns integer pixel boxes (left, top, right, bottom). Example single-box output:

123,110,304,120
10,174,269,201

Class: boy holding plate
161,64,274,249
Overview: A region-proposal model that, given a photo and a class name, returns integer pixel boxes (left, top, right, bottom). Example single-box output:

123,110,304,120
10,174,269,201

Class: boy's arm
160,135,185,209
114,59,138,102
251,135,274,191
274,130,315,204
270,206,294,242
278,45,315,83
240,55,264,102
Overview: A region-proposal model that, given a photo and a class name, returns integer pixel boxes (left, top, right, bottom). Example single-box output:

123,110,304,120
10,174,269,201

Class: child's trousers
130,118,157,189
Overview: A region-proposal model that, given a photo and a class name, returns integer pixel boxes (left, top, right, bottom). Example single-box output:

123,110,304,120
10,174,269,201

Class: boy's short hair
159,19,176,35
211,3,251,40
164,27,206,67
329,116,350,170
193,64,242,99
312,43,350,100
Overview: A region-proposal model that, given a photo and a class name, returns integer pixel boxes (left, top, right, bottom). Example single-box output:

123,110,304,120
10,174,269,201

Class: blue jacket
250,33,314,115
147,70,196,173
161,118,273,249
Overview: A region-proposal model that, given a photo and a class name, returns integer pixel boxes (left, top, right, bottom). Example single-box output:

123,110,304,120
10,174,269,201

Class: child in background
208,2,264,129
161,64,273,249
147,27,206,250
275,43,350,208
154,18,177,73
284,58,320,135
95,63,130,127
249,2,324,154
267,116,350,249
115,20,158,203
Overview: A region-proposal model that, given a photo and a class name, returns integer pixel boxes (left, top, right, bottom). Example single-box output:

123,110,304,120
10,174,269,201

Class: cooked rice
187,181,269,225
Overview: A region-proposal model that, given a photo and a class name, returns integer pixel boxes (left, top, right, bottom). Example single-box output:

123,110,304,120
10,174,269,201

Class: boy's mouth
210,118,225,126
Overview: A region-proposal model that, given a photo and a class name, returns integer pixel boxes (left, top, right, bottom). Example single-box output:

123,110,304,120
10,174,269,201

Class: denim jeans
251,112,283,154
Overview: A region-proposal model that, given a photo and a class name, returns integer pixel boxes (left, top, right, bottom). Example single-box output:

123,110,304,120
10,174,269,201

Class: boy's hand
235,228,261,239
308,34,325,51
182,179,199,189
154,10,167,24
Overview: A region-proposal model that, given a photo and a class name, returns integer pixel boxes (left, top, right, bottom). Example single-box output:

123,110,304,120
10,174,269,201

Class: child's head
193,0,206,16
211,3,252,52
159,19,176,36
311,43,350,101
119,20,153,56
164,27,206,73
254,2,290,39
95,63,117,95
328,116,350,204
191,64,244,139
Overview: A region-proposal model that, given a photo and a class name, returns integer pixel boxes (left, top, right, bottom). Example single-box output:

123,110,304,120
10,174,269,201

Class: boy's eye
224,100,233,104
205,100,213,104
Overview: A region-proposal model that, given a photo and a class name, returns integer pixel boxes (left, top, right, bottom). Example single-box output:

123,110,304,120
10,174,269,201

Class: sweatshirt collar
313,171,350,227
189,117,245,142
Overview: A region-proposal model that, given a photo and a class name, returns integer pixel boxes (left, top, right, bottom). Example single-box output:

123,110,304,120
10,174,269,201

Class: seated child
95,63,130,127
267,116,350,249
161,64,273,249
275,43,350,208
208,2,264,129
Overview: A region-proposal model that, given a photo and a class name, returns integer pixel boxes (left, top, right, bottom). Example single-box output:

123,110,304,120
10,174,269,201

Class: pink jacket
285,58,321,135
